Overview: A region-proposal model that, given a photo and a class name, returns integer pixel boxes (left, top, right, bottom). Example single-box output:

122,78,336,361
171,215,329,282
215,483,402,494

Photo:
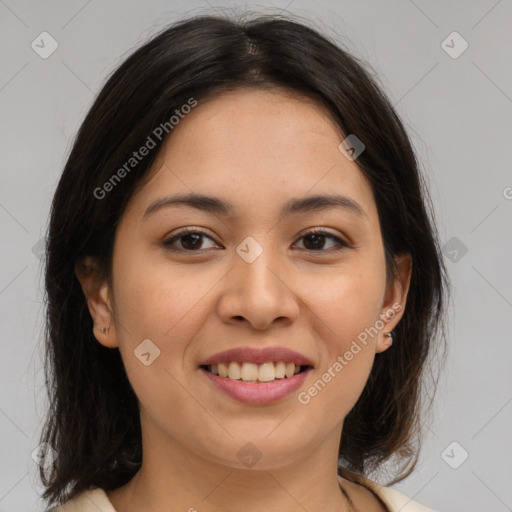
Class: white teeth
258,362,275,382
218,362,228,377
228,361,241,380
208,361,306,382
240,362,258,381
275,361,286,378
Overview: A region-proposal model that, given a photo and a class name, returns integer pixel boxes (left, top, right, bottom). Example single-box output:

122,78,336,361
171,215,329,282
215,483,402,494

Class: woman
40,13,449,512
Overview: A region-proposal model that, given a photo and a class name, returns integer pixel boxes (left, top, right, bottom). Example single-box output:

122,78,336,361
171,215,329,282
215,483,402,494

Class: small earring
101,325,110,335
384,331,393,345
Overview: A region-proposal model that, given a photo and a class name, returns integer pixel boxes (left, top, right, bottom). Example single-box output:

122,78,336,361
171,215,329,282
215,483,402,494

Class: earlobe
376,330,394,354
75,257,118,349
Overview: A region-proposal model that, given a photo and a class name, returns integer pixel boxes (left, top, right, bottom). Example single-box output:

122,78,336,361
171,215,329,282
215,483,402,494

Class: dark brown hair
40,12,450,508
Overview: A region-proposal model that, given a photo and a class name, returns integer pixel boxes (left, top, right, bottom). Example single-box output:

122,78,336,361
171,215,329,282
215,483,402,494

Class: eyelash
162,227,351,253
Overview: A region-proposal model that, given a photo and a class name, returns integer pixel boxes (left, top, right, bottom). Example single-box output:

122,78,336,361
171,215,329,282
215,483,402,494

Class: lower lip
200,367,311,405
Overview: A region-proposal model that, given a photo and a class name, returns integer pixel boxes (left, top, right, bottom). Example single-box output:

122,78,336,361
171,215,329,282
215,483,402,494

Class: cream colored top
49,476,438,512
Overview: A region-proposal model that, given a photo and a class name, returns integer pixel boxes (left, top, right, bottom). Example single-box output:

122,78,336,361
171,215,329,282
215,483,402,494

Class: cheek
110,258,207,419
302,257,386,349
112,248,219,343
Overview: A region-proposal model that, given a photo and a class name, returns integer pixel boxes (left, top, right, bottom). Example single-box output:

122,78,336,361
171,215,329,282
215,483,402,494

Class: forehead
126,87,378,224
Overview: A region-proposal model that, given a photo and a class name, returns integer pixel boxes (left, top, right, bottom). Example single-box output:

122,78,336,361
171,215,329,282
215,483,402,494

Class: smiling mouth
200,361,312,383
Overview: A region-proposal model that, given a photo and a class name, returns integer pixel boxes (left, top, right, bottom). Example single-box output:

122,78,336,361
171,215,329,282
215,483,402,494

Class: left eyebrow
143,193,368,220
282,194,367,219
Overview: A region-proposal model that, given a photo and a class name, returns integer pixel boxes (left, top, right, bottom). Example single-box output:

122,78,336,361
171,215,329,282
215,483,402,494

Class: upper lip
199,346,314,367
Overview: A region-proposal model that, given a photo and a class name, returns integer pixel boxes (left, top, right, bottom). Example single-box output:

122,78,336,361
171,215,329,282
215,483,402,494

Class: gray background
1,1,511,511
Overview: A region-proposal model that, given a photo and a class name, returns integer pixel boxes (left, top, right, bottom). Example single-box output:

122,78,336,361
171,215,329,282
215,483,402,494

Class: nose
216,244,300,331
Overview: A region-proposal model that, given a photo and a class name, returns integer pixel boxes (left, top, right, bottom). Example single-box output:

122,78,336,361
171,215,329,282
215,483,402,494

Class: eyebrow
143,193,367,220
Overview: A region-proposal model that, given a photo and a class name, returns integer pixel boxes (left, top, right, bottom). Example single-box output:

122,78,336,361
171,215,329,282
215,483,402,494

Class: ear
375,253,412,354
75,256,118,348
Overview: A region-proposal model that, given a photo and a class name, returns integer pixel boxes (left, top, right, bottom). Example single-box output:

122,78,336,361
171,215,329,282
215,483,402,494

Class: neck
107,413,350,512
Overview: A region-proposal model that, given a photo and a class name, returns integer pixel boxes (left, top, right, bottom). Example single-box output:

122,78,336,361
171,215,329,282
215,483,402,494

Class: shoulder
339,474,439,512
46,488,116,512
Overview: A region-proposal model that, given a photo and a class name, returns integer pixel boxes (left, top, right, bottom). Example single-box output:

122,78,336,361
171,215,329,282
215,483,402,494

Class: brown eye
163,228,218,251
294,230,349,252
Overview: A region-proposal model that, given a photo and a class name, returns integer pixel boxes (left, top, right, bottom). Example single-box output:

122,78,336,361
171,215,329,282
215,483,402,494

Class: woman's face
83,87,411,471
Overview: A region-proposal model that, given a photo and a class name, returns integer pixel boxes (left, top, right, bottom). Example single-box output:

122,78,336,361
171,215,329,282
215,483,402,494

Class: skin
77,87,412,512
